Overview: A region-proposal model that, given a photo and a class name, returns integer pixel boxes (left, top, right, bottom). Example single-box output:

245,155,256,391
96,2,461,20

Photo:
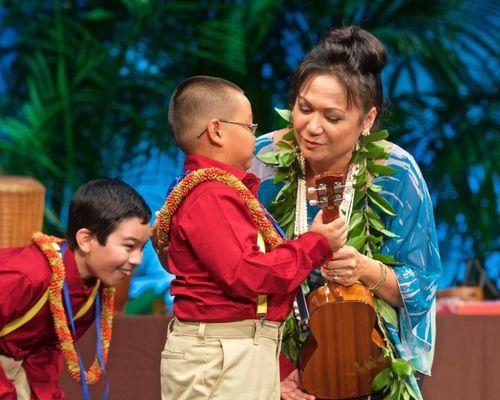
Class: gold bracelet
368,261,387,292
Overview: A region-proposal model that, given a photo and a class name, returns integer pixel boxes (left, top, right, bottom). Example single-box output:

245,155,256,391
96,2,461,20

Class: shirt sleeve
377,147,442,373
174,184,331,299
0,274,28,399
0,271,35,334
0,366,17,400
0,259,48,399
22,347,64,399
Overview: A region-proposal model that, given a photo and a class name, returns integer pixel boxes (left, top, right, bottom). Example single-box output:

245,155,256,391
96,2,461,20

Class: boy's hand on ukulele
310,211,348,252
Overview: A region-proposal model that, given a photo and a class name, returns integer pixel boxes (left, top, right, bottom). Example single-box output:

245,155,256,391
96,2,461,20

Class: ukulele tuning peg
309,199,328,208
333,184,345,194
307,184,327,196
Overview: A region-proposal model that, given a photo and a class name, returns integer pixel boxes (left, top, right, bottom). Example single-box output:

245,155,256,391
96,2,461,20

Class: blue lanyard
60,242,109,400
165,171,190,198
264,209,287,240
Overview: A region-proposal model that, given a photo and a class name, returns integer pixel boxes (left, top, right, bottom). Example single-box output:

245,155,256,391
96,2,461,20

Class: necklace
293,152,308,236
157,167,283,250
32,232,114,384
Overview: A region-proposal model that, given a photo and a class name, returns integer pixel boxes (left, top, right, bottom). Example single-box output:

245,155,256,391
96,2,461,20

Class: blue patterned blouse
251,132,442,396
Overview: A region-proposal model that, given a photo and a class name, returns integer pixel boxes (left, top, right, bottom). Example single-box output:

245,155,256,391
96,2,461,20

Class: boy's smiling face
76,216,150,286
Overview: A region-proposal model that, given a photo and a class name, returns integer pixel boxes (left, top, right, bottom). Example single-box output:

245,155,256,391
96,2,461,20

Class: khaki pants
0,354,31,400
161,319,283,400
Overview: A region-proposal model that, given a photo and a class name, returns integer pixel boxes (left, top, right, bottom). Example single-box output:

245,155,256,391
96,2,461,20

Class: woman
251,27,442,400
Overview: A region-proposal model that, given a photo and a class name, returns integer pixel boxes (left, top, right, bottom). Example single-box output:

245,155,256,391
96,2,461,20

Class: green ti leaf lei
257,108,420,400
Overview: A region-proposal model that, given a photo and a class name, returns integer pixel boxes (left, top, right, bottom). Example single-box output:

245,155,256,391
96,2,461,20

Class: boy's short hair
168,76,244,150
66,179,151,250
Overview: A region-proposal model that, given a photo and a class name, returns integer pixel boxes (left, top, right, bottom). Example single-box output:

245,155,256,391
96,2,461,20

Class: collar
63,244,97,295
184,154,261,197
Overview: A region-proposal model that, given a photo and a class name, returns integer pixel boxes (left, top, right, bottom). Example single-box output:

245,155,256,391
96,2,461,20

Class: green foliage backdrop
0,0,498,280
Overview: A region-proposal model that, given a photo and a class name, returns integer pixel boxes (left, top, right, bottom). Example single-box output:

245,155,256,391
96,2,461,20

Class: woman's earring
355,140,360,151
362,128,370,136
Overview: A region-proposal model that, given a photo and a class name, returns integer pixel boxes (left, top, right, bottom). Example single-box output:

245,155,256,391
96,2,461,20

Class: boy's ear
206,119,223,146
75,228,93,253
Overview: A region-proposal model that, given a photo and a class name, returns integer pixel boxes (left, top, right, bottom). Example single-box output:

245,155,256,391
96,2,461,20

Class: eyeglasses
196,119,258,139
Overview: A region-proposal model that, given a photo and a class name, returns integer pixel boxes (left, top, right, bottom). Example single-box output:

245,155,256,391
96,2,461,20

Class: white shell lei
339,163,359,224
293,151,309,237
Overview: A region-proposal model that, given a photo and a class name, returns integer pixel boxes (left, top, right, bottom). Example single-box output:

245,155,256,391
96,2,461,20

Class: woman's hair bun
320,26,387,75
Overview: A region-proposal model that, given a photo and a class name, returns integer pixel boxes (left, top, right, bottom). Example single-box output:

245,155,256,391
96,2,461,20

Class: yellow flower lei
32,232,115,384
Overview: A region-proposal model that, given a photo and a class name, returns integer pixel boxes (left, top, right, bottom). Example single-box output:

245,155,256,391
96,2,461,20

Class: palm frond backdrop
0,0,498,289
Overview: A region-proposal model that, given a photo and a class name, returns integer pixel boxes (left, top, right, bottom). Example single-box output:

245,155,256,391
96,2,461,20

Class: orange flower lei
32,232,115,384
157,168,283,250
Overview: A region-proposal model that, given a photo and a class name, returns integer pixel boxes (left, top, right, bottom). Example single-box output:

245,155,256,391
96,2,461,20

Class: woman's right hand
281,369,315,400
310,211,348,252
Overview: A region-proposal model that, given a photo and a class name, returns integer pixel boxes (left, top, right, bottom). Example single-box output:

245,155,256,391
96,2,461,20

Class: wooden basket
0,176,45,248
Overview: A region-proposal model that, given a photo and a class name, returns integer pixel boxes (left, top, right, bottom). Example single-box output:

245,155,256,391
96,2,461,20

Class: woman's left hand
321,245,362,286
321,245,404,306
280,369,315,400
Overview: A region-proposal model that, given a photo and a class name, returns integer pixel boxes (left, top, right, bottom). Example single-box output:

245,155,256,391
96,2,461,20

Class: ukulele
299,172,388,400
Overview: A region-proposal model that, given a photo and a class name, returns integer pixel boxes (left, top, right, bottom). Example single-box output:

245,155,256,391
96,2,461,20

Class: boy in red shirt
154,76,347,400
0,178,151,399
